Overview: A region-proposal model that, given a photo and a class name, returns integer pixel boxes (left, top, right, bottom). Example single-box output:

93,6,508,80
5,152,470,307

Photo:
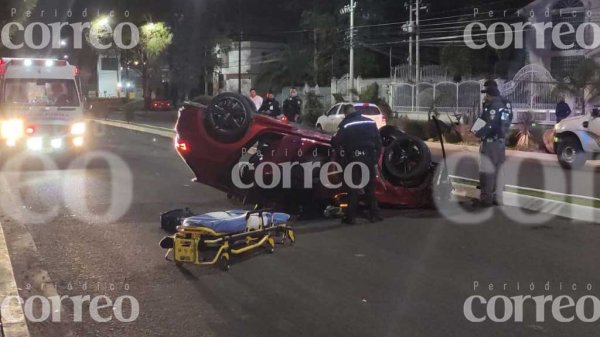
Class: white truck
0,58,86,154
554,108,600,169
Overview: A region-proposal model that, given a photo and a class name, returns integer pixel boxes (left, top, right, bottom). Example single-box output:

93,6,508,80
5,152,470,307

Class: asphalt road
1,125,600,337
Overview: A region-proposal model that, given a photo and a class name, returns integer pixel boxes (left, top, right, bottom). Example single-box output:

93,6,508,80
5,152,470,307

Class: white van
0,58,86,153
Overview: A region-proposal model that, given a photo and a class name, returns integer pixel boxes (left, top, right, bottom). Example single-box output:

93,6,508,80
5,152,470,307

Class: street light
60,39,67,47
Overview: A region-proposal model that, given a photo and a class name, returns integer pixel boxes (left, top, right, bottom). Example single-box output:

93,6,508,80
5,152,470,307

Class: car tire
204,93,254,143
316,124,323,131
383,134,431,181
557,136,587,170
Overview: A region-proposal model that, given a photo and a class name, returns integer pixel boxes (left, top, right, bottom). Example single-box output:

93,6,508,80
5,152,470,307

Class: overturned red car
174,93,449,213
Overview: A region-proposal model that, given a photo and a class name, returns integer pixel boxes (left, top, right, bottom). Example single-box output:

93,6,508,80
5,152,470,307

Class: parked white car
315,103,386,133
554,108,600,169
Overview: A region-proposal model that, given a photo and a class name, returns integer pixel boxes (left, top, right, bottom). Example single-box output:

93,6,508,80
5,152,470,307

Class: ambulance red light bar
7,59,68,67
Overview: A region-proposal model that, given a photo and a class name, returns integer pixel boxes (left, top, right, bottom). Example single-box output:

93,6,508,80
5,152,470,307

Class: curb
426,140,600,166
452,182,600,222
0,222,30,337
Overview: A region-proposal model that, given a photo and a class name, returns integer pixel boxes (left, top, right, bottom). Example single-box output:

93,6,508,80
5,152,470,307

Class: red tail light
175,138,189,153
74,66,80,75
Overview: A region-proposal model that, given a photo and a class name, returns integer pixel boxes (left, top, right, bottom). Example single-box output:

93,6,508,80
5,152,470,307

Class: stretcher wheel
218,255,230,271
264,237,275,254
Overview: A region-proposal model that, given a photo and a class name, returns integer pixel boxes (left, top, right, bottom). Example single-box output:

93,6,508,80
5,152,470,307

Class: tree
254,46,311,93
101,21,172,105
554,59,600,114
0,0,38,55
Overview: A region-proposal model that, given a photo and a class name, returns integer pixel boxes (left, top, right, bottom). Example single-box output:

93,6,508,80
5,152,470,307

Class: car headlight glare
1,119,24,140
71,122,86,135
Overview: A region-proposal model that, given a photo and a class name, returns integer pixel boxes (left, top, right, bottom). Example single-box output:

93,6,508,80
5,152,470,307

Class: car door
324,104,340,132
330,104,350,131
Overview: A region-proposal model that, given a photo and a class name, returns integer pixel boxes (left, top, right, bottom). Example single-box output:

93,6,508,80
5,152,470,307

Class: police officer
483,80,513,135
475,86,506,207
283,87,302,122
331,104,383,224
258,90,281,117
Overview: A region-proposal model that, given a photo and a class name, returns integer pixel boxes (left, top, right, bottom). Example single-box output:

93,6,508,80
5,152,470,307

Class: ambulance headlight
70,122,86,135
1,119,24,140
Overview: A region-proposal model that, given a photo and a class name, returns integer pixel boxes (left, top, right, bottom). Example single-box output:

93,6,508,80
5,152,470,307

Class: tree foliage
553,59,600,113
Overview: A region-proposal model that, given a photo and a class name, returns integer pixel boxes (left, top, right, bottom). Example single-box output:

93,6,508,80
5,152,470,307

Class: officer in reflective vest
475,86,506,207
483,80,513,135
331,104,383,224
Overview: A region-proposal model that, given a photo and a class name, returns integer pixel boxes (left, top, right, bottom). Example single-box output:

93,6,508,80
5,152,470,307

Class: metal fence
389,80,481,116
389,64,571,124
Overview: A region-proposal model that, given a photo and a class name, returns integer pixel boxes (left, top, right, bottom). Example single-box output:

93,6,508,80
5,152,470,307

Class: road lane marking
0,221,30,337
91,119,175,138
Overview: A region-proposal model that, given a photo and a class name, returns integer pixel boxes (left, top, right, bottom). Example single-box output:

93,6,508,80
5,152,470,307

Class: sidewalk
426,140,600,167
426,141,555,161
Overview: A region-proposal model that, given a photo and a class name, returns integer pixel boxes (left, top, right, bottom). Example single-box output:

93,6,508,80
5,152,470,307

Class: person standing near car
483,80,513,135
249,88,263,112
474,86,506,208
258,90,281,118
283,87,302,122
331,104,383,224
555,97,572,123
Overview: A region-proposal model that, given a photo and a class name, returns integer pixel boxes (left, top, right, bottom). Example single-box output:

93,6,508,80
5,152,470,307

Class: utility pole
340,0,357,101
238,0,243,94
238,31,243,94
415,0,419,85
349,0,355,102
408,2,413,70
413,0,427,113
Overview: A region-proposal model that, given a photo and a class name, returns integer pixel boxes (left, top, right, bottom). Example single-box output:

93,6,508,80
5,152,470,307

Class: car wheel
383,135,431,181
557,136,587,170
204,93,253,143
316,124,323,131
379,125,404,147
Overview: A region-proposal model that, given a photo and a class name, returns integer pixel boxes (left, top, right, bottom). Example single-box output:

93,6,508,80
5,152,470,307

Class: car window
326,105,338,116
340,104,354,115
4,79,80,107
354,105,382,116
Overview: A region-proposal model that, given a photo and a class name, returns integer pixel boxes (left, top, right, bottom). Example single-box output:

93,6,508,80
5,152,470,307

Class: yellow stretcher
160,210,295,271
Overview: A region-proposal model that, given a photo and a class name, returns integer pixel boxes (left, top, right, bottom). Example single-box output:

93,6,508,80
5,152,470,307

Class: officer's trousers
479,139,506,205
345,162,379,221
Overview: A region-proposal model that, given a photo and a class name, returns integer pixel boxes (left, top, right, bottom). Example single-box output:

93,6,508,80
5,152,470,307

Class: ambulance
0,58,86,153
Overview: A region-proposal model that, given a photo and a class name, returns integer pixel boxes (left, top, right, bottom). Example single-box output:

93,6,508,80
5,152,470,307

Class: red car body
175,99,441,210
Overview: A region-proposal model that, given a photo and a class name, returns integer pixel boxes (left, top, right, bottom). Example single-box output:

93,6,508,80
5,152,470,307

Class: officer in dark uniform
483,80,513,135
258,90,281,118
331,104,383,224
475,87,506,207
283,87,303,122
